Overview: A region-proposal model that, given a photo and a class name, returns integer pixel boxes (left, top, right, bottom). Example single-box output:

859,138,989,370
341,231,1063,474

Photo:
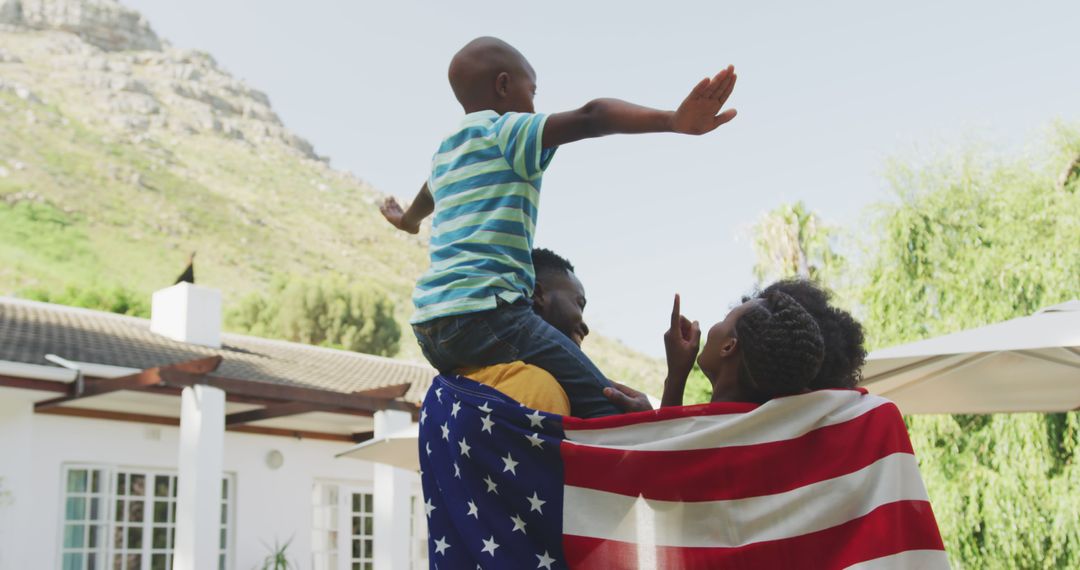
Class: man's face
534,269,589,346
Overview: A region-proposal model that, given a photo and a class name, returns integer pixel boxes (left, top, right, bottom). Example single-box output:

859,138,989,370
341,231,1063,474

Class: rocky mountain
0,0,666,393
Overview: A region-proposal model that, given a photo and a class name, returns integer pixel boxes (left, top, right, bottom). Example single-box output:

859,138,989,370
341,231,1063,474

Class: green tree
228,276,401,357
22,284,149,317
854,126,1080,568
751,201,843,285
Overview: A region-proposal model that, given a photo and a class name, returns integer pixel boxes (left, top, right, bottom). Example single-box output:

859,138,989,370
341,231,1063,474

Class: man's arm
603,380,654,413
379,183,433,234
541,66,737,149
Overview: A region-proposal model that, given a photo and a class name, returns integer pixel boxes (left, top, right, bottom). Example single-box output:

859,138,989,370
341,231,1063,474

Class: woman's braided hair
754,280,867,390
734,290,825,403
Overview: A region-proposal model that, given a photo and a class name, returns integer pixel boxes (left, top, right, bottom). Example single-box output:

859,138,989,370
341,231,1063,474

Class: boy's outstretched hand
380,196,420,234
671,65,738,135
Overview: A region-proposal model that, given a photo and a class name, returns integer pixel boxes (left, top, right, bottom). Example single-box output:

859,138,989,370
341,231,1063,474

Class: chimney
151,283,222,348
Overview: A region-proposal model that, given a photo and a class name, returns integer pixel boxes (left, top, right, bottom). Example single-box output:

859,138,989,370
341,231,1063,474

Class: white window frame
311,481,428,570
57,464,235,570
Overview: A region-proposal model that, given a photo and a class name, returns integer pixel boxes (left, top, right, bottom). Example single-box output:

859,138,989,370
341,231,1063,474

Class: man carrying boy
381,36,737,418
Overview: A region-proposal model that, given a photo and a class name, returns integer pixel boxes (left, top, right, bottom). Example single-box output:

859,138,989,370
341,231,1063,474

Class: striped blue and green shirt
411,110,557,324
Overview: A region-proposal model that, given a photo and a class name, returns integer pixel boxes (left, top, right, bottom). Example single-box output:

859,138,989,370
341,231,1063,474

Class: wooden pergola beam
138,385,378,418
355,383,412,400
0,375,70,394
225,402,329,426
34,356,222,411
37,406,360,443
159,370,417,415
224,383,412,426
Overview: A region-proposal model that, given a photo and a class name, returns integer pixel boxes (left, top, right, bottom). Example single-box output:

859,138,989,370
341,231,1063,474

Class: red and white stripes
559,390,948,569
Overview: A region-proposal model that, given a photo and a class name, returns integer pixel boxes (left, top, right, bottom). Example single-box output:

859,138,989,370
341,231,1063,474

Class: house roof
0,296,435,404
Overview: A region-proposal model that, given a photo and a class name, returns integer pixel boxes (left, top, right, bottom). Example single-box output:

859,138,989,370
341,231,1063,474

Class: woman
661,288,827,407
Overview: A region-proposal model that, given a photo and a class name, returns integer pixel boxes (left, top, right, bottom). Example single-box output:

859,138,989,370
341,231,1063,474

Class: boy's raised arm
380,183,433,234
541,65,737,149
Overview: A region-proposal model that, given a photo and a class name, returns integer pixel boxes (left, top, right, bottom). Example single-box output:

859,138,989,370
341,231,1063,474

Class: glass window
348,492,374,569
59,465,233,570
310,483,429,570
311,483,340,570
60,468,107,570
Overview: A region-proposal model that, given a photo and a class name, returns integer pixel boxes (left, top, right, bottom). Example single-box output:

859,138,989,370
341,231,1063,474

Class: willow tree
698,200,847,406
751,201,843,285
855,125,1080,568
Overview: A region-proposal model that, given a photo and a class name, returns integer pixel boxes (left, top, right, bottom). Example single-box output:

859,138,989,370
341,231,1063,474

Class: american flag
419,374,948,569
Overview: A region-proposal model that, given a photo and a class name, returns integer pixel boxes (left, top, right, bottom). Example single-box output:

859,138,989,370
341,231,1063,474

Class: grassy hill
0,6,665,394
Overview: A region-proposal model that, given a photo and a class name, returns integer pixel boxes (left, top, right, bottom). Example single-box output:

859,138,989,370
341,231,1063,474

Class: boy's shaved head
449,37,536,113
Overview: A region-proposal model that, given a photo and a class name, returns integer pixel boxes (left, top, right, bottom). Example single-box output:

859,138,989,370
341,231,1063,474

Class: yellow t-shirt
459,361,571,416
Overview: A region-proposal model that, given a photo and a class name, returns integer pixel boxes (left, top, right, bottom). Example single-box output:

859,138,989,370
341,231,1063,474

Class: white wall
0,391,36,570
0,387,420,570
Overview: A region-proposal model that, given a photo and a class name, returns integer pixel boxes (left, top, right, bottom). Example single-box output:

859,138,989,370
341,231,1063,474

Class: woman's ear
495,72,510,98
720,337,739,357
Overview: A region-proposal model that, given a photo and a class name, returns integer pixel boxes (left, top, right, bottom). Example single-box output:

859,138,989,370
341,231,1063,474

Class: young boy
380,36,737,418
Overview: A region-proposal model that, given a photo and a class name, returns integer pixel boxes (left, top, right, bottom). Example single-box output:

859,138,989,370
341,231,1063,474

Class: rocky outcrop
0,0,21,25
0,0,322,160
1,0,160,52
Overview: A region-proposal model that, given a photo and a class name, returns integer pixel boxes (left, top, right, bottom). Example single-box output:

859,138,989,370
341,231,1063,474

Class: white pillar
0,394,35,570
173,385,225,570
372,410,412,569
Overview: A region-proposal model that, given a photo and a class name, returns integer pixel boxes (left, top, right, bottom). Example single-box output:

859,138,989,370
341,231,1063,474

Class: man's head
448,37,536,114
532,248,588,347
697,290,825,403
752,280,866,390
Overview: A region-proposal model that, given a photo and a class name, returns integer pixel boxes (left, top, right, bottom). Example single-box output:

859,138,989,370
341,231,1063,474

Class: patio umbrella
861,300,1080,414
337,422,420,471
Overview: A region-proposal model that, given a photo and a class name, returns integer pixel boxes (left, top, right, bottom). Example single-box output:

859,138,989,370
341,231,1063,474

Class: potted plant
259,536,295,570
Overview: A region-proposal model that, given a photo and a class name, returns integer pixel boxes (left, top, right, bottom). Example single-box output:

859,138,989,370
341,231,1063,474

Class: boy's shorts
412,299,622,419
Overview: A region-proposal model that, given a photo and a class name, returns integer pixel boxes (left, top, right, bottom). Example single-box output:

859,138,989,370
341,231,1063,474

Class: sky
125,0,1080,357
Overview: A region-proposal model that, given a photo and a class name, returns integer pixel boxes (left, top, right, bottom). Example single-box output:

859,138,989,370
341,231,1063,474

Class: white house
0,285,435,570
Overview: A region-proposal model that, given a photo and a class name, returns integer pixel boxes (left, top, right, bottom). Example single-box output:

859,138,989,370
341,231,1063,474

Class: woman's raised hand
664,293,701,378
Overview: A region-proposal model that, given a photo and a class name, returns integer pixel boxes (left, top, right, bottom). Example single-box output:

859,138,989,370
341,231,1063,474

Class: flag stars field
527,492,546,514
502,453,519,475
481,536,499,556
420,377,572,567
526,432,544,448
